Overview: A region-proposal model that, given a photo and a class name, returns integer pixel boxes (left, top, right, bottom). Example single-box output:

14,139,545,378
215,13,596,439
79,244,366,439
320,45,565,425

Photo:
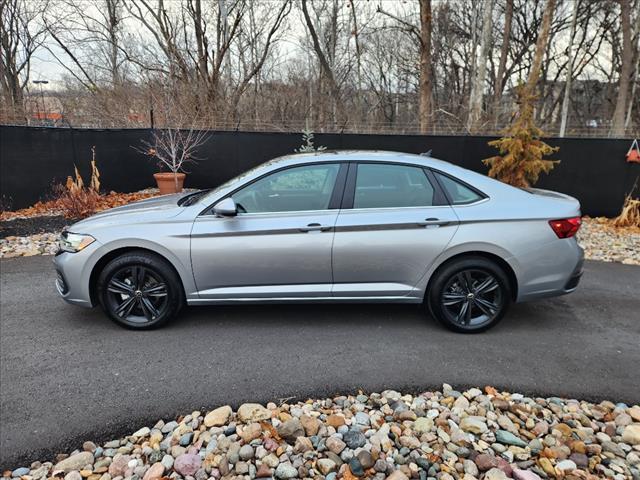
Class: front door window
232,163,340,213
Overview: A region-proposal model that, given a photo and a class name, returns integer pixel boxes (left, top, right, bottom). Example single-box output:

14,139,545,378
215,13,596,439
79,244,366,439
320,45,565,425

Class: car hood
69,193,187,232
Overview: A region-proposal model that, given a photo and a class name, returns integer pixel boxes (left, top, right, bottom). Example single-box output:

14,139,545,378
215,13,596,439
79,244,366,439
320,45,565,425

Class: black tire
427,256,512,333
97,251,184,329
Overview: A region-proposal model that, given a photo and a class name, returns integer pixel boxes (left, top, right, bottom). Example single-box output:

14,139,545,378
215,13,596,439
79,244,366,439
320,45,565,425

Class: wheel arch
424,250,519,302
89,246,188,306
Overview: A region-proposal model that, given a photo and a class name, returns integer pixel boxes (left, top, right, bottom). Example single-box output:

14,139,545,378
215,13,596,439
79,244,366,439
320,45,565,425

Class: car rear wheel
427,256,511,333
97,251,183,329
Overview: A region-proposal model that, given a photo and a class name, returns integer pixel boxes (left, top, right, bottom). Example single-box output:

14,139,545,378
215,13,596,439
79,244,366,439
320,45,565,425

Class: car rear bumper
563,255,584,292
515,238,584,302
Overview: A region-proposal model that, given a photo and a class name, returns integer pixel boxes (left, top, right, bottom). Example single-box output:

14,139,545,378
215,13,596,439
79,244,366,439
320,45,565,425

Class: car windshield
178,189,212,206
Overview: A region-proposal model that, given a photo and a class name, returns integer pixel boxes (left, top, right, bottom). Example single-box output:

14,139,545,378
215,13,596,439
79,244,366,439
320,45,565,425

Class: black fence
1,125,638,217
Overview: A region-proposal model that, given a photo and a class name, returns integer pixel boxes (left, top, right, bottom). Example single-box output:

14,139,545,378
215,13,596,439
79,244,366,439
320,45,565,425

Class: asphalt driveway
1,256,639,468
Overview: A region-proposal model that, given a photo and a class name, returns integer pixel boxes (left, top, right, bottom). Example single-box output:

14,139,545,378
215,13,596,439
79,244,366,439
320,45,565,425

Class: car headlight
59,231,96,253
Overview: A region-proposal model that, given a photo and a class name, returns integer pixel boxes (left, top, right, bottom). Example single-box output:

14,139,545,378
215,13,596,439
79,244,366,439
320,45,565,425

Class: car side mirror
213,198,237,217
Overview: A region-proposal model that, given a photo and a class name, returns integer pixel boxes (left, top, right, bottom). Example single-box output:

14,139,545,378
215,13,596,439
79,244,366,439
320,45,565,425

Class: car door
190,162,346,300
332,162,459,299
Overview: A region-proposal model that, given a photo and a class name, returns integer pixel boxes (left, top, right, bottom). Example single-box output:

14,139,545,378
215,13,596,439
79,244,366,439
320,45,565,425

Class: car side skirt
187,295,424,305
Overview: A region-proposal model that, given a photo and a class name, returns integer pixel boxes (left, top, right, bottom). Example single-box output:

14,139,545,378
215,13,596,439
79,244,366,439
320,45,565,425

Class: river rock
173,453,201,476
204,406,232,427
316,459,337,475
238,403,271,423
141,463,164,480
277,419,304,442
460,416,488,434
495,430,527,447
54,452,95,473
622,424,640,445
274,462,297,479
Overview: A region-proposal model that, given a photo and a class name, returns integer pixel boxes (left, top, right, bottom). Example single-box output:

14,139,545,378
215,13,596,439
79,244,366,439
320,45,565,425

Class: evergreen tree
483,85,559,188
296,129,326,153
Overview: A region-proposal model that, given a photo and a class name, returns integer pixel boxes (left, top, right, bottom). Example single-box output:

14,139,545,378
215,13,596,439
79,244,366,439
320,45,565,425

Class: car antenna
420,149,432,156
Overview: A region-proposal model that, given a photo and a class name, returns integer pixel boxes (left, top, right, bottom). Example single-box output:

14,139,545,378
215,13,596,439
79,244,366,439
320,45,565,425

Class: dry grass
582,215,640,235
54,160,102,219
612,195,640,229
53,184,100,220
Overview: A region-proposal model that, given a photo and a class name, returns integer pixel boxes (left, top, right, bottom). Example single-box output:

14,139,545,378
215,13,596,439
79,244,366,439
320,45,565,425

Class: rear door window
354,163,435,209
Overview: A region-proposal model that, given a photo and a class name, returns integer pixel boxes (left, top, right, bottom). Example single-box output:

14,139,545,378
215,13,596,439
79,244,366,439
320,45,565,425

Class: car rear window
433,171,484,205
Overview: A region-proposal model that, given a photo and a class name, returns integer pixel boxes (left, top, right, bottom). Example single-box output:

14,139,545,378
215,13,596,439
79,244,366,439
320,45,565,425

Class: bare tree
1,0,637,136
418,0,433,134
492,0,513,122
467,0,494,132
43,0,126,89
558,0,580,137
300,0,346,127
136,92,210,189
611,0,633,136
626,39,640,128
377,0,433,133
525,0,557,93
124,0,290,119
0,0,48,116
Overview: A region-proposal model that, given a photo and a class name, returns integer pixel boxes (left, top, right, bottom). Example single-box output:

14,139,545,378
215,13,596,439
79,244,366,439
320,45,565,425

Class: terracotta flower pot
154,172,186,194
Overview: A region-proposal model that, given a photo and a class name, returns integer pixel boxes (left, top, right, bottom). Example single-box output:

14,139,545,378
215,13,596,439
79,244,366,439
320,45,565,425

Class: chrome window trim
450,197,490,208
195,208,338,219
339,204,453,213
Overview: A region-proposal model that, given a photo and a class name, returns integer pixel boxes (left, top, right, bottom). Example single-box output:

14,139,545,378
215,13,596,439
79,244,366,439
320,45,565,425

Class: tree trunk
492,0,513,124
625,51,639,128
192,0,209,87
106,0,121,87
611,0,632,137
468,0,494,132
525,0,557,94
301,0,344,127
348,0,364,125
559,0,579,137
419,0,433,134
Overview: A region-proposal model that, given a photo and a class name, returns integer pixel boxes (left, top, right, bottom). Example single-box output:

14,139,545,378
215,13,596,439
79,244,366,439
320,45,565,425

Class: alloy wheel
440,269,504,327
105,265,169,324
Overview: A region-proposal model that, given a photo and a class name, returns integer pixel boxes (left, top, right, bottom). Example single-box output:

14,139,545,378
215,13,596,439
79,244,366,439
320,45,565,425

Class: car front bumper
53,242,101,307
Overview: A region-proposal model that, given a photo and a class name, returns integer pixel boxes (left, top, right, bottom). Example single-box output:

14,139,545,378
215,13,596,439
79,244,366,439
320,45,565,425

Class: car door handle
416,217,450,227
299,223,331,232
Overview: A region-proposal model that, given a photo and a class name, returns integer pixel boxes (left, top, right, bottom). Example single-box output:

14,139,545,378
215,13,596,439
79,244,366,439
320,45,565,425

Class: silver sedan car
54,150,584,332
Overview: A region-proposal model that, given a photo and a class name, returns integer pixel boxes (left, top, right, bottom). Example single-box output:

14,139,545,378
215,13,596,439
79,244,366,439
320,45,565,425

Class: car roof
269,149,477,178
274,150,445,167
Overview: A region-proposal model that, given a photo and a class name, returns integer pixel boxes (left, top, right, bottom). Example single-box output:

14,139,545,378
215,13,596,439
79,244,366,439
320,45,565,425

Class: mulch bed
0,216,72,239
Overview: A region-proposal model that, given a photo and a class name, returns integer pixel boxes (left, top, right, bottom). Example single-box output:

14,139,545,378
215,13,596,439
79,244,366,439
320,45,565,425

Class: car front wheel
427,256,511,333
97,251,183,329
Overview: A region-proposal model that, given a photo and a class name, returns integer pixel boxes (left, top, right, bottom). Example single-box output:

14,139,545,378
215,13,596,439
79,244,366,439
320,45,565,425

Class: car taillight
549,217,582,238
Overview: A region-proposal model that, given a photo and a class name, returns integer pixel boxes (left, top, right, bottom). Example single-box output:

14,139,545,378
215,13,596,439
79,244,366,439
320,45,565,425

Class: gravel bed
0,233,60,257
3,386,639,480
1,219,638,265
577,219,640,265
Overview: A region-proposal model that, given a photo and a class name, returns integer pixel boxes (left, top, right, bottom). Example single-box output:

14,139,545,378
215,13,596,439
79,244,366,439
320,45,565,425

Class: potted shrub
139,126,210,194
